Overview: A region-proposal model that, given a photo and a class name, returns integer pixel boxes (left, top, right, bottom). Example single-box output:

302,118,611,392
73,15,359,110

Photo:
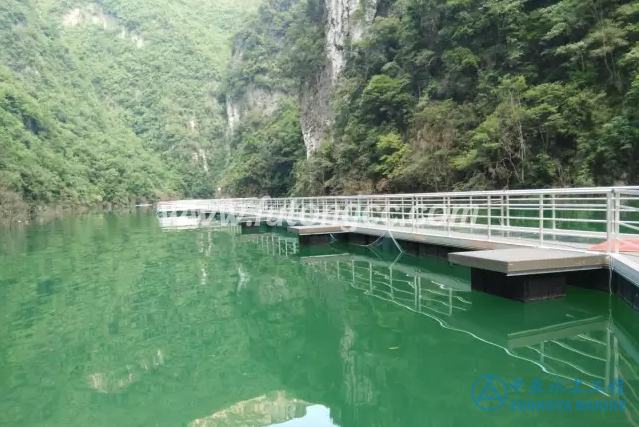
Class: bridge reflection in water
240,230,639,418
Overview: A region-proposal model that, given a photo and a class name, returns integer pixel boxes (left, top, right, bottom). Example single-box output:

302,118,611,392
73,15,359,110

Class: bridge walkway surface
158,187,639,306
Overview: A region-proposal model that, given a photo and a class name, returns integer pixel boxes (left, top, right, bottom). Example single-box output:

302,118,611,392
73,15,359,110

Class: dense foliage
226,0,639,197
312,0,639,193
219,0,313,196
4,0,639,214
223,100,305,197
0,0,259,220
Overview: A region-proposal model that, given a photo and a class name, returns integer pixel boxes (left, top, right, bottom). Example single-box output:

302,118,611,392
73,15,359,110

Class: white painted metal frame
157,186,639,254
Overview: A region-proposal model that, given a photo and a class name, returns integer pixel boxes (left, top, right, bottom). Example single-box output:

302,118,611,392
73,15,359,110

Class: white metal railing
157,187,639,254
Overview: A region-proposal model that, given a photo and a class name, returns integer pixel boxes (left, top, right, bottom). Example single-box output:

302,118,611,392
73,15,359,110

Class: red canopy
589,238,639,252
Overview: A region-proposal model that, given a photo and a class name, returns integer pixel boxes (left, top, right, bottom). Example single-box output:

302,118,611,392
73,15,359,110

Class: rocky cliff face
62,4,146,48
225,87,283,166
299,68,332,156
225,0,378,158
224,39,284,163
325,0,377,80
225,38,285,136
226,88,283,135
300,0,378,157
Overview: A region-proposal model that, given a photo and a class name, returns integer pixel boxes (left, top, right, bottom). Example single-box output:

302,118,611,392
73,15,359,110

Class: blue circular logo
471,375,508,411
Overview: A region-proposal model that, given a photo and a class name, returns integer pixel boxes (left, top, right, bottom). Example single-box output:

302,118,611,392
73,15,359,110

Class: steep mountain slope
223,0,639,197
0,0,260,220
50,0,262,196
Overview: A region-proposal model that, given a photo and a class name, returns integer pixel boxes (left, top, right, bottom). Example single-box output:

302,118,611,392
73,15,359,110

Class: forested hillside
0,0,259,220
3,0,639,219
220,0,314,196
223,0,639,196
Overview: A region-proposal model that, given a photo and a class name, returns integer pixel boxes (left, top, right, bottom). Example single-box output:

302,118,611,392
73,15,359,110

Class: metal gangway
158,187,639,288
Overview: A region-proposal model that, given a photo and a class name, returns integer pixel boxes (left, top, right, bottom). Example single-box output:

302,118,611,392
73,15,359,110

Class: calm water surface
1,212,638,426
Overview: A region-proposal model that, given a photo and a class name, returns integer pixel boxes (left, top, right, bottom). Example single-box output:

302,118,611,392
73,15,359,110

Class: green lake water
1,211,639,426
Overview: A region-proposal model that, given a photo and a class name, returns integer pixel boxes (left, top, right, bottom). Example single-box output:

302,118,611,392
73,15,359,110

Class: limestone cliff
299,68,332,155
224,39,285,163
225,0,378,158
225,88,283,135
325,0,377,80
300,0,378,157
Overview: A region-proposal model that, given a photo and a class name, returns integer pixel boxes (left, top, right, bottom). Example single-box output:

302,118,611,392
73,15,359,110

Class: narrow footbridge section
158,187,639,306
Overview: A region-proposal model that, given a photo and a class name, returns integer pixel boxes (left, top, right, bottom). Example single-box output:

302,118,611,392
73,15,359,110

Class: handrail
158,186,639,256
157,186,639,204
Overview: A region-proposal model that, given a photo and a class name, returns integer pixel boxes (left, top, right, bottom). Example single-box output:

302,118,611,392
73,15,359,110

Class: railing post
412,196,416,232
606,191,613,254
470,196,474,232
615,190,620,254
322,198,327,223
487,195,492,241
505,194,510,237
551,194,556,241
539,194,544,246
386,196,390,230
446,196,451,236
401,196,406,226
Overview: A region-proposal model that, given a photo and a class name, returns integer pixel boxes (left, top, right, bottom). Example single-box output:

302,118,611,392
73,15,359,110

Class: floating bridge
158,187,639,306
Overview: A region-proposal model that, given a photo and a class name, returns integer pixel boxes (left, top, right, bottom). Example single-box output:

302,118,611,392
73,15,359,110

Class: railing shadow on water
236,230,639,420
